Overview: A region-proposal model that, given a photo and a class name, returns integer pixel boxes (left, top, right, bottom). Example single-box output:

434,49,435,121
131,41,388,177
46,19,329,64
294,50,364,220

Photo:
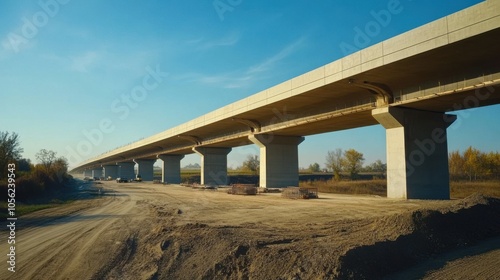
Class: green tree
0,131,24,179
308,162,321,173
342,149,365,180
368,160,386,173
326,149,343,181
242,155,259,174
51,157,69,183
17,158,32,173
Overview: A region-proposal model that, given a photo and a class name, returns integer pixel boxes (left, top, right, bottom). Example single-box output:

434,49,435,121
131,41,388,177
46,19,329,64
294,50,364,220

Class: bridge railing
394,71,500,103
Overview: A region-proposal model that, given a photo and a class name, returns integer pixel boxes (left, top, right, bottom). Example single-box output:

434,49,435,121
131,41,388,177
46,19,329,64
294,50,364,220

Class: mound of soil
338,194,500,279
94,194,500,279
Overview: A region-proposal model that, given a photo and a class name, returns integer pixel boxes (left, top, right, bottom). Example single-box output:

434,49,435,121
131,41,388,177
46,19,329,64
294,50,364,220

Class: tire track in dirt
5,191,137,280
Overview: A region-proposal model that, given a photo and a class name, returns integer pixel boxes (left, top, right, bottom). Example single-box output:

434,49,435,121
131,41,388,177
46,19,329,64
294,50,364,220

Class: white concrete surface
249,135,305,188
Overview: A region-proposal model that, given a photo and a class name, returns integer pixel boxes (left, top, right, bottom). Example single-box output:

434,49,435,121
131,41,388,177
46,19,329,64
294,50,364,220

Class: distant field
451,181,500,198
154,170,500,198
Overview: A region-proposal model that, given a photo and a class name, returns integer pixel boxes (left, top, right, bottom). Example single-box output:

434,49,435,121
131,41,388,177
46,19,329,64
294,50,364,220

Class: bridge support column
372,107,456,199
92,168,103,179
117,162,135,180
134,159,156,181
249,135,305,188
102,165,119,179
83,169,92,178
193,147,232,186
158,154,184,184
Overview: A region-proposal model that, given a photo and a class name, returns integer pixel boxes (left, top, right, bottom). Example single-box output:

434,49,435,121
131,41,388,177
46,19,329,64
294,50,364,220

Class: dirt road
1,181,500,279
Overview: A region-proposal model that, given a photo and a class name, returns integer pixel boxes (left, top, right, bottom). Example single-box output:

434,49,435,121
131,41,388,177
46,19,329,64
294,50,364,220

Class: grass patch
451,181,500,199
0,199,74,220
300,179,387,196
301,179,500,199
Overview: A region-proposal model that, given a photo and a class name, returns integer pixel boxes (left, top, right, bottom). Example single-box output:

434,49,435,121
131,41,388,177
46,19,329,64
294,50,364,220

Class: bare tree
36,149,57,171
326,148,343,181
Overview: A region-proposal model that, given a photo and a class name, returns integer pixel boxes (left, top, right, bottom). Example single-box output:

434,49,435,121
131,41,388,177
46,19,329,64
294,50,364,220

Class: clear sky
1,0,498,170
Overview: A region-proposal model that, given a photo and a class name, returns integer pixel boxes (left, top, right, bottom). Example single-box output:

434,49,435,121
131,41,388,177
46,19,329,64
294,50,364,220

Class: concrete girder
232,118,261,133
349,79,393,106
178,135,202,145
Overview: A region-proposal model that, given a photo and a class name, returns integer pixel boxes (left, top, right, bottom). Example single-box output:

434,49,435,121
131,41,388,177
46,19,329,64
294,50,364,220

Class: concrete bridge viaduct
74,0,500,199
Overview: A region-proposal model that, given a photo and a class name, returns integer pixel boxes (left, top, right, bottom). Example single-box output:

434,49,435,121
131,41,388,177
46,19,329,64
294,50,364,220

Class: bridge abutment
118,161,136,180
102,164,119,179
134,159,156,181
372,107,456,199
193,147,232,186
158,154,184,184
249,134,305,188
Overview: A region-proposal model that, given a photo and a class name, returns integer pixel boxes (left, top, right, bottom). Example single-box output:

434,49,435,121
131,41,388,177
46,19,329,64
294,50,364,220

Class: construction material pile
282,187,319,199
228,184,258,195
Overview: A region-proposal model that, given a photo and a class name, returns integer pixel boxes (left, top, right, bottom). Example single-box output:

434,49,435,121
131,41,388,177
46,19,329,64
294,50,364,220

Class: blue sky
1,0,498,170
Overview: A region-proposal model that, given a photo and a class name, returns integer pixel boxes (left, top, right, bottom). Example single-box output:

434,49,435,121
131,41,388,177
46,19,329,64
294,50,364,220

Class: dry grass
450,181,500,199
301,179,500,199
300,179,387,196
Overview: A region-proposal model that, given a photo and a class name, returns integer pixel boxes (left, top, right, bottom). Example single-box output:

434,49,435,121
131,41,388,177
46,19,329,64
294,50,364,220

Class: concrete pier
372,107,456,199
249,134,305,188
117,161,135,180
193,147,232,186
134,159,156,181
158,154,184,184
91,168,103,179
102,165,119,179
83,170,92,178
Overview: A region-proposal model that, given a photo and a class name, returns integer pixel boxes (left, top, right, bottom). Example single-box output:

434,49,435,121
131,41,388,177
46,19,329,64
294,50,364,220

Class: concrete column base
92,168,103,179
117,162,135,180
158,154,184,184
249,134,305,188
134,159,156,181
193,147,232,186
372,107,456,199
102,165,119,179
83,170,92,178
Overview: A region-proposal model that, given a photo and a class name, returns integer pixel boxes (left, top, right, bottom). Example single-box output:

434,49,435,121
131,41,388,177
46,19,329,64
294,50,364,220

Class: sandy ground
1,181,500,279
